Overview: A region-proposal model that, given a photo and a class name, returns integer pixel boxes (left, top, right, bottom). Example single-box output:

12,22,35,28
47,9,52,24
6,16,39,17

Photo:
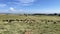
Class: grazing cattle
3,19,15,23
56,20,60,22
8,19,15,23
16,19,20,22
3,20,8,22
53,22,57,24
20,19,24,21
47,20,53,22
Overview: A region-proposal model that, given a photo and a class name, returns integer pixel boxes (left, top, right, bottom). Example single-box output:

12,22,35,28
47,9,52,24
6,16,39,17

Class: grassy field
0,14,60,34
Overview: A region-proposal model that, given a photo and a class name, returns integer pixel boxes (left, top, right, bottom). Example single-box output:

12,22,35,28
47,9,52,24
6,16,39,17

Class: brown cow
24,31,31,34
24,29,31,34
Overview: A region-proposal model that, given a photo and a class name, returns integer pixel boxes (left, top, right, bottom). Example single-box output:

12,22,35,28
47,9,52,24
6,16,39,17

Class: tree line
23,13,60,16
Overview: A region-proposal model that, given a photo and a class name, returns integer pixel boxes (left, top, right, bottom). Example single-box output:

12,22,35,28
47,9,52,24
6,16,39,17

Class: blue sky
0,0,60,14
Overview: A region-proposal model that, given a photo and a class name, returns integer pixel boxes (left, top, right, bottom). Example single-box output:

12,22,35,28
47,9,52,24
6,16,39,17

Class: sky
0,0,60,14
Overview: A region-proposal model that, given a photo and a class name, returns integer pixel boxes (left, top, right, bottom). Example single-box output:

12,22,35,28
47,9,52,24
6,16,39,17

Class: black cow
3,20,8,22
16,19,20,22
8,20,15,23
3,19,15,23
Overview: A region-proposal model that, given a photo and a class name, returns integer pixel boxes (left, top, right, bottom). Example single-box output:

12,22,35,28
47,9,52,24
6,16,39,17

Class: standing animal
3,20,8,22
16,19,20,22
3,19,15,23
24,30,31,34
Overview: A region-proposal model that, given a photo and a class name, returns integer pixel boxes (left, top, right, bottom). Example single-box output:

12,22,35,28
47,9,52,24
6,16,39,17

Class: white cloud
0,4,7,7
9,7,15,11
19,0,35,3
9,0,36,6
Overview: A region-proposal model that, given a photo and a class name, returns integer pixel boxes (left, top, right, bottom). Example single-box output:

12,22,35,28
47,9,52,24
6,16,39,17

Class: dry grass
0,14,60,34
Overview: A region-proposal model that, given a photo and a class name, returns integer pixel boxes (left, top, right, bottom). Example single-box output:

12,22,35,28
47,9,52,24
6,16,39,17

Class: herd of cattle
40,19,60,24
2,18,36,23
2,18,60,24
